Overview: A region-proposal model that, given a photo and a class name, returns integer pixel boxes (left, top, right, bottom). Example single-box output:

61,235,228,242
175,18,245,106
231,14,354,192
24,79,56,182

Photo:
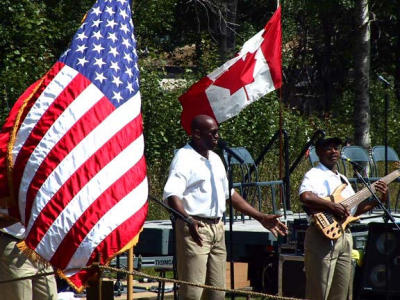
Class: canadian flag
179,6,282,134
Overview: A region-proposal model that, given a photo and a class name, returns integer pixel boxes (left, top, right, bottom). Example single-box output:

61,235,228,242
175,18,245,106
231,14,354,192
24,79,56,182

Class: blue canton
59,0,139,107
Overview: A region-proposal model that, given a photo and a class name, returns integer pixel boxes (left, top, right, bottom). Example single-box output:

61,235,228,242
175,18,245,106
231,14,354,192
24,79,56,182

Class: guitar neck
341,169,400,209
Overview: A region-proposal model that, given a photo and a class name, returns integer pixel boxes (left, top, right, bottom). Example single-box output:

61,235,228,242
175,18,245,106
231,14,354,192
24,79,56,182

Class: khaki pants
304,224,353,300
175,218,226,300
0,233,58,300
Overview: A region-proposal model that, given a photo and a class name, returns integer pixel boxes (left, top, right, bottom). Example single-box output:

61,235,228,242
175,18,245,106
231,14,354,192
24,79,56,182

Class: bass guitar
313,169,400,240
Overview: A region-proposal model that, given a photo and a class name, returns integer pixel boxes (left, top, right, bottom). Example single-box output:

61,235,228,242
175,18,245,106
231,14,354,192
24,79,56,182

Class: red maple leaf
213,51,257,95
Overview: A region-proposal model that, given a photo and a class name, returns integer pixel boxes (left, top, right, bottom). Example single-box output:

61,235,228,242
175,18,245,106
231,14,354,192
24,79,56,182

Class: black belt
0,231,20,242
192,216,221,224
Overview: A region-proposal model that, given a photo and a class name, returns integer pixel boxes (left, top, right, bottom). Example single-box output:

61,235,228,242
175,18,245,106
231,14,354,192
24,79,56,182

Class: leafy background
1,0,400,220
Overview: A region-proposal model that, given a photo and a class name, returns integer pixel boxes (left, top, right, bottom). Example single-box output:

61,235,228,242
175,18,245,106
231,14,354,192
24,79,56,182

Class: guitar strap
339,174,348,185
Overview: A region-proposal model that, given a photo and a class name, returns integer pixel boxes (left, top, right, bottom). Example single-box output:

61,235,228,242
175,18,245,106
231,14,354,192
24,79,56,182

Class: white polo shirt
163,144,231,218
299,163,356,214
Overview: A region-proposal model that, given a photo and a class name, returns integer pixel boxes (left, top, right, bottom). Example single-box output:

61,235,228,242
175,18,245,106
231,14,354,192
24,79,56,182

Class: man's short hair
315,136,342,150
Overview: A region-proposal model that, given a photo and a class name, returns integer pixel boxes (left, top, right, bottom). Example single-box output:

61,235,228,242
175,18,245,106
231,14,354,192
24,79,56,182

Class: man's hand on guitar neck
355,180,388,216
373,180,388,201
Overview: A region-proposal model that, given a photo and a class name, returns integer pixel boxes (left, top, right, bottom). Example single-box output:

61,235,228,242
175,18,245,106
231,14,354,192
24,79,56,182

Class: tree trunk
395,4,400,103
353,0,371,148
212,0,238,62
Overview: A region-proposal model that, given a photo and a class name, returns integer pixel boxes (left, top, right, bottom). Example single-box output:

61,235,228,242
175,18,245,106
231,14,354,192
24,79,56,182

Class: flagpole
128,247,134,300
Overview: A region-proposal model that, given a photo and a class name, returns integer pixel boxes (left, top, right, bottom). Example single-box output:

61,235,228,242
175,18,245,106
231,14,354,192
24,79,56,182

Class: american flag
0,0,148,290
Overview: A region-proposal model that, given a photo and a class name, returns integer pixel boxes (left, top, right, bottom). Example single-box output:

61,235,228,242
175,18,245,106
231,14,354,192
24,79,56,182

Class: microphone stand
227,153,235,300
352,167,400,300
352,167,400,229
148,195,194,226
148,195,193,300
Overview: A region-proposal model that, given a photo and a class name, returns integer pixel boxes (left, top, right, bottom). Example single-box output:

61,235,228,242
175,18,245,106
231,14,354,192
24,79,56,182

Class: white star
131,33,136,43
125,66,133,78
110,61,120,72
93,57,106,68
76,31,88,41
132,48,137,57
91,19,102,28
60,49,71,57
107,32,118,43
112,75,123,87
123,52,133,63
112,91,123,103
77,57,89,66
120,24,129,34
106,19,117,29
134,63,139,72
92,43,104,54
91,6,101,16
76,44,88,53
117,0,127,4
95,72,107,83
126,82,134,93
122,38,131,48
105,6,115,16
109,46,119,57
119,9,128,20
92,30,103,40
79,22,87,30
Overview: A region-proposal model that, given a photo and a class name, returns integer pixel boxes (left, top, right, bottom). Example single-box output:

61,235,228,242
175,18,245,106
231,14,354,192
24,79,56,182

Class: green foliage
1,0,400,219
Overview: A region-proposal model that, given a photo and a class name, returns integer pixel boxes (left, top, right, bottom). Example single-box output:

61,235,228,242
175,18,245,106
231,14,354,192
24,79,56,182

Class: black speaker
359,222,400,299
278,254,305,298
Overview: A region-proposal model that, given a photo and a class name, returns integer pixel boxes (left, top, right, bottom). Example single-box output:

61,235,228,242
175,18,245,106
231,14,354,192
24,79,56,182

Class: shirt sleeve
163,154,188,200
299,172,315,195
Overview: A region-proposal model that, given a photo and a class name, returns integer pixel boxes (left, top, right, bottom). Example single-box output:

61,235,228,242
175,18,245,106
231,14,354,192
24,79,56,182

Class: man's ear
192,128,200,140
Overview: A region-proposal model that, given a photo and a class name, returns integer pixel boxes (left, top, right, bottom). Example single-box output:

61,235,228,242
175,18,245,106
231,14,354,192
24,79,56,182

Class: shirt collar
317,162,339,175
185,143,208,161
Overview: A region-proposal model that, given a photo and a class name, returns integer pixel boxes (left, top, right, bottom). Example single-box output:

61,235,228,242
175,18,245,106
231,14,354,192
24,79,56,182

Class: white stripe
18,83,104,224
35,134,145,260
65,177,148,272
207,28,265,81
26,92,141,232
12,65,78,164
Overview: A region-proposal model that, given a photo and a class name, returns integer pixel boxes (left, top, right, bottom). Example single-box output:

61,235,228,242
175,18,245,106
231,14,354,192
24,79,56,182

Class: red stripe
179,76,216,135
90,202,148,265
25,113,144,250
49,156,147,269
23,96,112,225
66,202,148,290
260,6,282,89
0,79,42,202
1,63,64,219
13,73,91,221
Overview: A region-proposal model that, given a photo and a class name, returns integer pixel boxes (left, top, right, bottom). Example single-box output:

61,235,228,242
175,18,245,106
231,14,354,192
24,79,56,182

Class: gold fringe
57,226,144,293
6,78,45,208
105,226,143,265
16,240,51,267
57,269,87,294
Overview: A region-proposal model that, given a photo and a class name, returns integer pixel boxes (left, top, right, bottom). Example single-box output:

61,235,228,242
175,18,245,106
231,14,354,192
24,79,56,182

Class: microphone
377,75,391,87
218,139,244,164
341,155,363,170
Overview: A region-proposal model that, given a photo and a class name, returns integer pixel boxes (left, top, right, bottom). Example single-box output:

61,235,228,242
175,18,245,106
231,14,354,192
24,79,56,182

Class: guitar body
313,184,360,240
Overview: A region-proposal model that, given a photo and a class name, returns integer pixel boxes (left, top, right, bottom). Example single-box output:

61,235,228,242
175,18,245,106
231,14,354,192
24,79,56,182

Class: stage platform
134,209,400,261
